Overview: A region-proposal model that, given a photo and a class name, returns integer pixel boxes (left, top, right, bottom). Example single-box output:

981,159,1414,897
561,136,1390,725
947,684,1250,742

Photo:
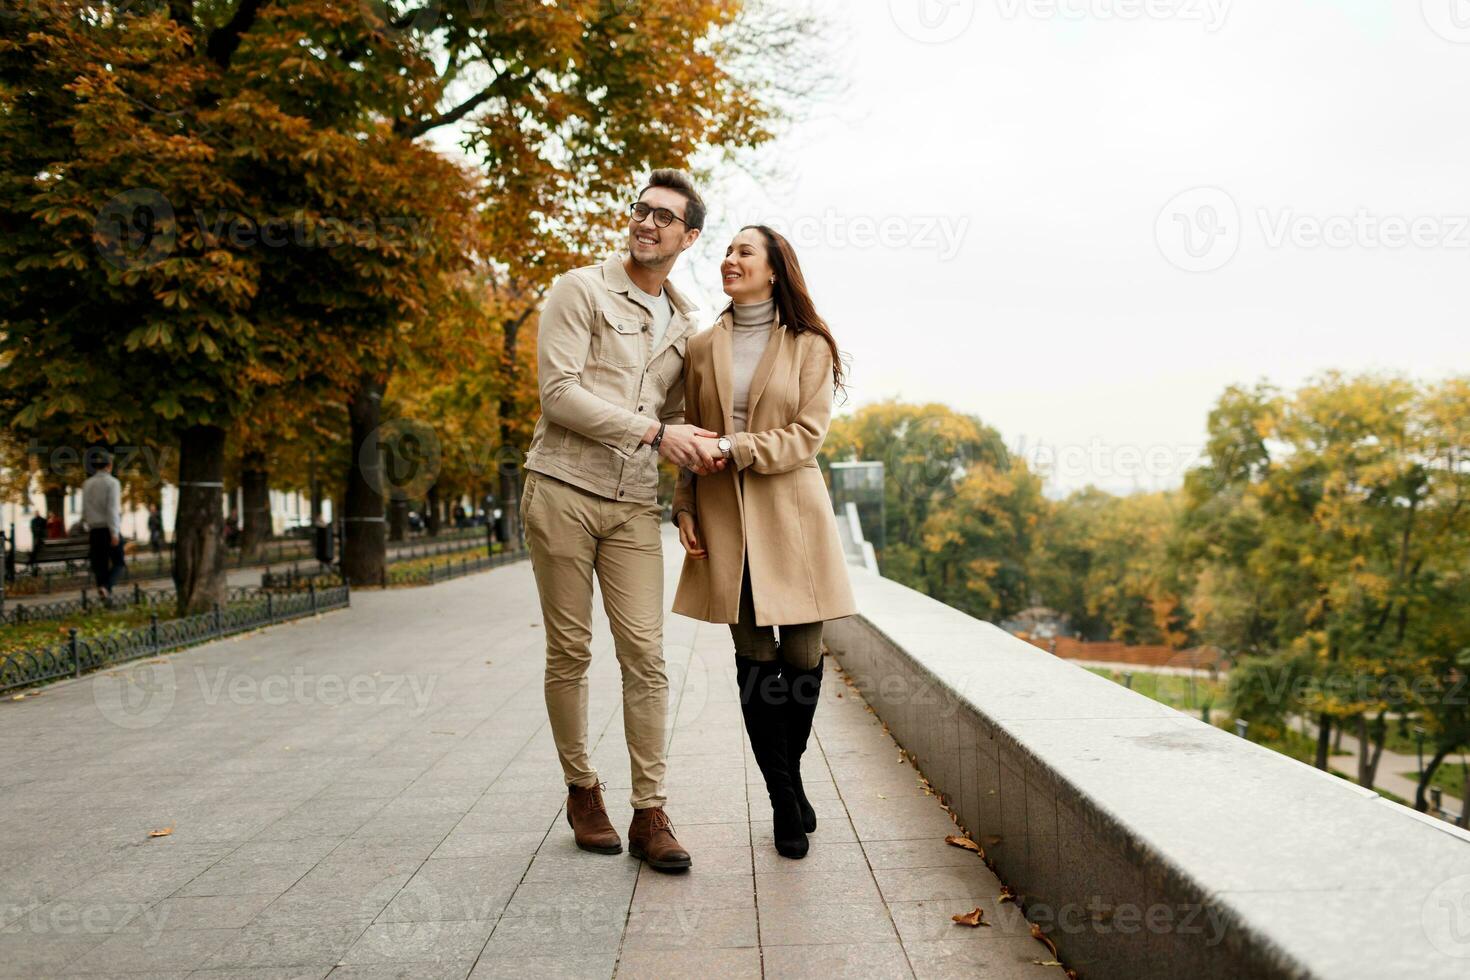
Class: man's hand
687,436,727,476
110,533,120,547
650,422,720,469
675,511,707,559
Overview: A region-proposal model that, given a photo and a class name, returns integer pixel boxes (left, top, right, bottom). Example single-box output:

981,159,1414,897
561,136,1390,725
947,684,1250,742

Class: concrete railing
823,564,1470,980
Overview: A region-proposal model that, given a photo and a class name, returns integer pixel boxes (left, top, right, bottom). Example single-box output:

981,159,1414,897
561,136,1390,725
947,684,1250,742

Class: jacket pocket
597,309,643,367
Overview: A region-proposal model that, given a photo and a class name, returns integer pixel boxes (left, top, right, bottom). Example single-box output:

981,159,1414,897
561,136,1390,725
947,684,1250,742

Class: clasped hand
655,423,728,476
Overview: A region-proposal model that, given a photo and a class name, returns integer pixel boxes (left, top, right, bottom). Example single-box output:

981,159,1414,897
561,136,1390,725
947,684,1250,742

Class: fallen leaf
998,885,1017,904
951,907,989,927
148,825,173,838
945,834,984,855
1032,960,1063,967
1030,923,1059,957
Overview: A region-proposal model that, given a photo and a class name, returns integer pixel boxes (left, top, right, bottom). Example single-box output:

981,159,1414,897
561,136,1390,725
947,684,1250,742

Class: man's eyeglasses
629,201,689,229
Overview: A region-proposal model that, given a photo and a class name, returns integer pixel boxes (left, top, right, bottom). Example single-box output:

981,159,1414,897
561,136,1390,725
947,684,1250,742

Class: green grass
1242,725,1350,764
1399,761,1468,801
385,544,516,585
1327,769,1411,806
1086,667,1228,712
0,604,162,658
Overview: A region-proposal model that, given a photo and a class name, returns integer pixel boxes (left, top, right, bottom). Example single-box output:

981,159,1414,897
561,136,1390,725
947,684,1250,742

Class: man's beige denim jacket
524,253,699,504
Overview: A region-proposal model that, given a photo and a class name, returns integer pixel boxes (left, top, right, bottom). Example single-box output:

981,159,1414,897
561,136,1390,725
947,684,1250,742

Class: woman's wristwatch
717,436,733,459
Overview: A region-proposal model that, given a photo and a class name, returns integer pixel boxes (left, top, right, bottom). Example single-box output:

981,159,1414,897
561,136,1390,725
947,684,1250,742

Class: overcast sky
661,0,1469,496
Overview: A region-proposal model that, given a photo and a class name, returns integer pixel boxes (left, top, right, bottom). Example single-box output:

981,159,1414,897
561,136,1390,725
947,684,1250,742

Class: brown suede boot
627,807,692,872
566,783,621,854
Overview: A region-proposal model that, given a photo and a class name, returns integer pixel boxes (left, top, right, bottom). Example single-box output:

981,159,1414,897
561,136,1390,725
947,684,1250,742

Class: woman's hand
676,511,707,560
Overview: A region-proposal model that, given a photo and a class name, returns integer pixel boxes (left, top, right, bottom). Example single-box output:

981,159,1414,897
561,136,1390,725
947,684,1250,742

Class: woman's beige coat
671,309,856,627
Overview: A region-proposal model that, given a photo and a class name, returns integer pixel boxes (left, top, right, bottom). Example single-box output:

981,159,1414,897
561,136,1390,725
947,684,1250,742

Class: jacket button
639,405,645,411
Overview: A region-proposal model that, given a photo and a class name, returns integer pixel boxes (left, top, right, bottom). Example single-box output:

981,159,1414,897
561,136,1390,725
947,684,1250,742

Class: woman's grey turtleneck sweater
730,298,776,434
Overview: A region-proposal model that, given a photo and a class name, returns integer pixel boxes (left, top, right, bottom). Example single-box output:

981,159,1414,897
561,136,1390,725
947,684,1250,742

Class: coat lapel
711,311,735,434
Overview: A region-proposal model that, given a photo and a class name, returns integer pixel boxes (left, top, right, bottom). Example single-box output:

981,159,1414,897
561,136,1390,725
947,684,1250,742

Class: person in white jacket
81,453,123,597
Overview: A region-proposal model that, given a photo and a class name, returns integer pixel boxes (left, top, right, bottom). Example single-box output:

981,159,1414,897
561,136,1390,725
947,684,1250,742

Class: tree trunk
1416,744,1454,812
426,486,440,537
498,460,521,548
173,424,228,615
240,451,270,557
342,375,387,586
388,497,407,542
498,299,532,548
1313,713,1333,770
309,458,322,523
1358,710,1386,789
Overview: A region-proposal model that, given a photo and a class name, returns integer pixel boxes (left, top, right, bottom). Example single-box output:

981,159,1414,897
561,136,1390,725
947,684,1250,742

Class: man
28,510,47,571
147,504,164,554
81,451,123,598
522,169,726,871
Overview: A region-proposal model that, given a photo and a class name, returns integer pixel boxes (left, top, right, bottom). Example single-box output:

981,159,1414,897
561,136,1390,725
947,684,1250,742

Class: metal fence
0,583,350,695
0,524,489,598
0,526,495,626
387,546,528,586
1,581,178,627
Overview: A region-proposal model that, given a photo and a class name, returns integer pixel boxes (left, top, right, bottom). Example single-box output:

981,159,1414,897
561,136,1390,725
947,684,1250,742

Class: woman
671,225,855,859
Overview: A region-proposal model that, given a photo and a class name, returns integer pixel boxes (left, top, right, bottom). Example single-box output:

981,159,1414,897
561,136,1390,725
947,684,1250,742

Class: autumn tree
1033,488,1192,645
1183,374,1470,800
0,3,482,604
822,400,1011,590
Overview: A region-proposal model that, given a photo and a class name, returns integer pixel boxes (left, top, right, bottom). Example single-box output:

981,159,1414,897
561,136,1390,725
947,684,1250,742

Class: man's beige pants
521,470,667,809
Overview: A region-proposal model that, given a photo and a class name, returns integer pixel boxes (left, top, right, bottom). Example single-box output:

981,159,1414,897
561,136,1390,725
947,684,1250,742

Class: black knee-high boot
735,655,809,859
783,657,822,833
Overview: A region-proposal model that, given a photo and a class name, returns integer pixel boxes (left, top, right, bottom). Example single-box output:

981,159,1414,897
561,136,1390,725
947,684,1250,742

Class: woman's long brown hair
736,224,848,398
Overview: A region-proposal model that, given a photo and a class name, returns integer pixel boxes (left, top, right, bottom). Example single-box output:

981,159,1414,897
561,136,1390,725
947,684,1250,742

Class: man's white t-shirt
626,280,672,353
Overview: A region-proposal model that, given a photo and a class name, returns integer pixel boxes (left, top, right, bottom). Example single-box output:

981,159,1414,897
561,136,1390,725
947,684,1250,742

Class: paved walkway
0,529,1064,979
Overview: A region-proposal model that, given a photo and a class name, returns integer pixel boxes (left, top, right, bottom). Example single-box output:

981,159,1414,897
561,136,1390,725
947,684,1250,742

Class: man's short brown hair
639,169,706,231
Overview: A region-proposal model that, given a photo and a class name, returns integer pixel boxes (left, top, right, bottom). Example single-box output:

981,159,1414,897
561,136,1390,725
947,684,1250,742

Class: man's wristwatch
717,436,733,459
650,423,666,452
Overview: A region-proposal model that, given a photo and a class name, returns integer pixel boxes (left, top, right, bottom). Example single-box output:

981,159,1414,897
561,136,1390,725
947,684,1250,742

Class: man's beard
629,240,676,270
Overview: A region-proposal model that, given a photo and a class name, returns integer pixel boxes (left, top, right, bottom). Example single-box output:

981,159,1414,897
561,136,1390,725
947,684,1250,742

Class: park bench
30,537,95,569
